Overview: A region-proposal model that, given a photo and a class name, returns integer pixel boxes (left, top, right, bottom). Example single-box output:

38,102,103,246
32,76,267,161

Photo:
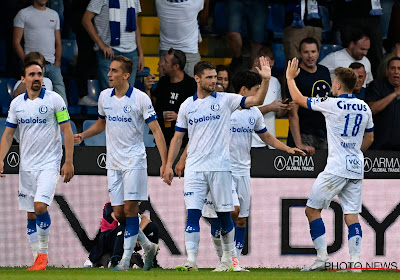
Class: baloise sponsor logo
18,117,47,124
106,115,132,122
274,155,314,172
231,127,254,133
188,114,220,125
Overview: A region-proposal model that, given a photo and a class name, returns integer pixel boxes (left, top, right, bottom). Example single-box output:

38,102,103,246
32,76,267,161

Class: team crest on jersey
39,105,48,114
211,103,220,112
123,105,132,113
148,104,153,109
248,117,255,125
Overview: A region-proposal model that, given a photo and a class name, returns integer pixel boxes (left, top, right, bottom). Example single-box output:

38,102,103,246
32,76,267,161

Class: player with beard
0,61,74,270
163,58,271,272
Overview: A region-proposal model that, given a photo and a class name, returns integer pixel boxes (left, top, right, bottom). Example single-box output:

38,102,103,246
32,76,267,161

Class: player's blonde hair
334,67,357,92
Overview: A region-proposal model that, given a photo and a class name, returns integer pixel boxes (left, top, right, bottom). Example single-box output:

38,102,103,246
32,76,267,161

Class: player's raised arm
148,120,168,179
243,56,271,108
74,118,106,144
286,58,308,108
0,127,16,177
164,131,185,185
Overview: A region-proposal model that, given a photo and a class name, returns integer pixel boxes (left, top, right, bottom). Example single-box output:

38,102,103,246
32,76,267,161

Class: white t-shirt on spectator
14,6,60,64
86,0,141,53
319,48,373,86
156,0,204,53
251,76,281,148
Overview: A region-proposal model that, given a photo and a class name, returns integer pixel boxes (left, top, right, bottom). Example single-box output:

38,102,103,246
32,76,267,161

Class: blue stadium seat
143,123,155,147
270,43,286,76
61,39,77,74
266,4,285,39
0,39,6,73
7,78,17,99
136,67,150,79
0,118,6,138
318,44,343,63
60,120,78,145
83,120,106,146
67,79,82,115
86,79,101,115
0,78,12,114
320,6,331,41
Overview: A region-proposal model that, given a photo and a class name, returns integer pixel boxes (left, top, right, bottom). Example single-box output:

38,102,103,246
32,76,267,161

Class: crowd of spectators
1,0,400,151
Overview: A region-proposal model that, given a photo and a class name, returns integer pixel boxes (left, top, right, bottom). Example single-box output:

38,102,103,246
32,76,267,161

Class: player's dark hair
194,61,216,77
22,61,43,77
334,67,357,92
255,46,275,61
113,55,133,74
299,37,320,52
349,62,365,70
168,48,186,71
387,57,400,68
232,71,262,94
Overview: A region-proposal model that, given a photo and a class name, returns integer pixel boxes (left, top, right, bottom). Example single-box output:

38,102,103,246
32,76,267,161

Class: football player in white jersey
74,56,168,271
176,71,305,272
286,58,374,272
0,61,74,270
163,58,271,272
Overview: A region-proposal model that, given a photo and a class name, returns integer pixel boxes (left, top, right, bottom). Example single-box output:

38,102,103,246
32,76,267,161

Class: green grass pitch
0,267,399,280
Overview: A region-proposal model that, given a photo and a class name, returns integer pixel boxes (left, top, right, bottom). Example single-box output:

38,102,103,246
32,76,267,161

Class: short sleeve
13,9,25,28
135,0,142,13
365,108,374,132
307,97,332,114
6,100,18,128
54,11,60,30
226,93,246,111
51,92,70,124
254,108,267,134
86,0,107,14
175,100,188,132
140,93,158,123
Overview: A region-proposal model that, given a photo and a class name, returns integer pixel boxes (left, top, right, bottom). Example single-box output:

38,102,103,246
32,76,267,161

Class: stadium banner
3,146,400,179
0,176,399,269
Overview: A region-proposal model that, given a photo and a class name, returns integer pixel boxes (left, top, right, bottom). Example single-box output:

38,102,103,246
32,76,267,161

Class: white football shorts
18,170,59,212
184,171,233,212
107,169,148,206
307,171,362,214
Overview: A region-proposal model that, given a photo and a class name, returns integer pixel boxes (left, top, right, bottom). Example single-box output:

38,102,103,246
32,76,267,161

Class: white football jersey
230,107,267,175
176,91,246,172
6,89,69,171
307,94,374,179
98,86,157,170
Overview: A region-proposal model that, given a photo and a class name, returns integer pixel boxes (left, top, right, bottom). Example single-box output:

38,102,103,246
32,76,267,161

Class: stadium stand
82,120,106,146
0,39,6,73
0,117,6,138
67,79,83,115
61,120,78,145
266,3,285,40
318,44,343,63
0,78,12,114
61,39,77,75
86,80,101,115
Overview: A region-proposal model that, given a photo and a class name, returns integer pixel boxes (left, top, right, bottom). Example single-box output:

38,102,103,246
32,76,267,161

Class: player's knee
236,217,246,228
305,206,320,220
186,209,201,233
231,206,240,223
34,202,48,214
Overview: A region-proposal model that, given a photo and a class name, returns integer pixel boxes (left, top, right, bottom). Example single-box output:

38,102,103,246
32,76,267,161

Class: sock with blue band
216,212,235,263
185,209,201,264
235,225,246,259
210,218,222,259
27,219,38,258
348,223,362,258
36,211,51,254
309,218,328,260
121,216,139,265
